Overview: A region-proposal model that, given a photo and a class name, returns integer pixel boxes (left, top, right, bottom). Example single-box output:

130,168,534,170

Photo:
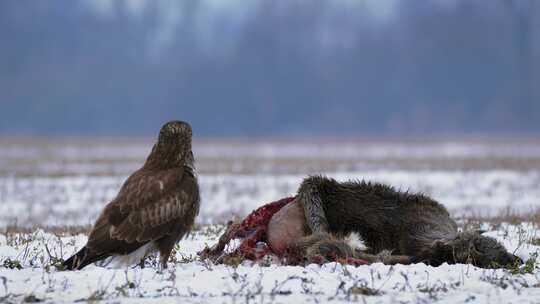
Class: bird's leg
157,237,178,269
158,253,169,269
137,258,146,269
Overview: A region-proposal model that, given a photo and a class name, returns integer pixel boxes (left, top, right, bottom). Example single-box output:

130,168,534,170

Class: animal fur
294,175,522,268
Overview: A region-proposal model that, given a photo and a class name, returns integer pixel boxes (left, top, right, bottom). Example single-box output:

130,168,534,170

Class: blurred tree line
0,0,538,137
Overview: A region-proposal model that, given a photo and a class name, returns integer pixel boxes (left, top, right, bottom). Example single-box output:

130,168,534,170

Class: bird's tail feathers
62,246,108,270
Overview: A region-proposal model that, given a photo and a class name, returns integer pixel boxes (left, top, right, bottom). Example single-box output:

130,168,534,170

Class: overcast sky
1,0,538,137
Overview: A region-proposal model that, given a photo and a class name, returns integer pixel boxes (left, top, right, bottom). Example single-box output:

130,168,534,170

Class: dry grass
458,207,540,229
3,209,540,236
2,137,540,176
3,224,92,235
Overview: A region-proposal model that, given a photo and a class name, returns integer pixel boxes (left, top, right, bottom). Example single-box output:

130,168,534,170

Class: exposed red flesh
198,197,295,260
198,196,370,266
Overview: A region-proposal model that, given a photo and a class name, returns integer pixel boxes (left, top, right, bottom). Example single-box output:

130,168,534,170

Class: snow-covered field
1,224,540,303
1,138,540,303
1,170,540,228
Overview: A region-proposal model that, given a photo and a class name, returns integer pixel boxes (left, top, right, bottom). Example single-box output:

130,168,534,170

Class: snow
1,138,540,303
0,225,539,303
1,170,539,227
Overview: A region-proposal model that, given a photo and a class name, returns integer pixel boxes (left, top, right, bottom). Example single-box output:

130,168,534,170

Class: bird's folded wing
89,168,199,245
111,190,197,243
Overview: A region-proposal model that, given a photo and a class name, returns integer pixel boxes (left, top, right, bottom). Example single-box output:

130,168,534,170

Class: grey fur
295,175,522,268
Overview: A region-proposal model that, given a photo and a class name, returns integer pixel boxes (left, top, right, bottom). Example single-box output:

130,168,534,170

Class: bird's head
158,120,192,147
147,120,194,168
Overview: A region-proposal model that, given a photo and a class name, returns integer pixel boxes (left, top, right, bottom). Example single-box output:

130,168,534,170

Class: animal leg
296,176,331,234
287,233,368,265
199,221,242,260
355,250,414,265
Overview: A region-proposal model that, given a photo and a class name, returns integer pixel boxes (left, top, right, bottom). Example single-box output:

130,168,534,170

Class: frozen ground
1,224,540,303
1,138,540,303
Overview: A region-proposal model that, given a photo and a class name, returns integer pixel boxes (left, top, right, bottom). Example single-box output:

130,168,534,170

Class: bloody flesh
198,196,369,266
198,197,295,261
231,196,296,259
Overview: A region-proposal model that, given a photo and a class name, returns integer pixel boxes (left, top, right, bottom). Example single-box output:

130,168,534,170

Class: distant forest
0,1,538,137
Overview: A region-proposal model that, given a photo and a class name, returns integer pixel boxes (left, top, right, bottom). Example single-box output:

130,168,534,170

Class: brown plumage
63,121,200,270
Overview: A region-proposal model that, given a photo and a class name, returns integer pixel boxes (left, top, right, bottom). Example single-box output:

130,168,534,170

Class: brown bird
63,121,200,270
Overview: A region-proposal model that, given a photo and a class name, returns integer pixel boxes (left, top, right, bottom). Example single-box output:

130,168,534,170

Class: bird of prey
63,120,200,270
